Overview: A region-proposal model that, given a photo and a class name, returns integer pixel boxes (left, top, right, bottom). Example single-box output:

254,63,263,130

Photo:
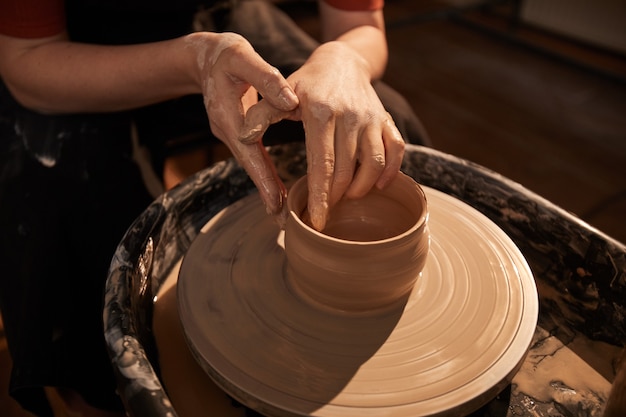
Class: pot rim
287,172,429,246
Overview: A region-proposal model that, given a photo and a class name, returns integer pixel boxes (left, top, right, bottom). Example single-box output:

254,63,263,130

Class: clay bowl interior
104,143,626,417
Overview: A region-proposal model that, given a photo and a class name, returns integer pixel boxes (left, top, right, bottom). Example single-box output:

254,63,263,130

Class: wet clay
175,182,539,416
511,327,612,416
153,263,246,417
285,173,429,313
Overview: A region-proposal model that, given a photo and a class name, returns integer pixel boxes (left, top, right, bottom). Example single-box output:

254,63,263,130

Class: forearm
324,25,388,81
0,31,212,114
318,3,388,81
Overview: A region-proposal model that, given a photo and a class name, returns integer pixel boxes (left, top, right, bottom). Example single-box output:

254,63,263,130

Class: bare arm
0,31,294,114
0,32,197,113
0,30,299,216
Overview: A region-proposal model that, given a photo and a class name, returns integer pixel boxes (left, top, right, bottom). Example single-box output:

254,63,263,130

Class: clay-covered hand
238,42,405,231
196,32,299,217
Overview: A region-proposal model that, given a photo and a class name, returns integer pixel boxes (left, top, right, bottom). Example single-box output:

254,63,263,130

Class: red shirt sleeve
322,0,384,11
0,0,65,38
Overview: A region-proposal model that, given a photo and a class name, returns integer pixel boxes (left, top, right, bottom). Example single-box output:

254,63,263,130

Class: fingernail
309,205,327,232
239,124,263,144
376,176,388,190
263,188,285,217
279,87,298,109
376,171,400,190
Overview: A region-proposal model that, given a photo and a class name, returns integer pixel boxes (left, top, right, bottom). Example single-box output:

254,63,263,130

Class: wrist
182,31,221,93
316,22,388,80
311,41,373,80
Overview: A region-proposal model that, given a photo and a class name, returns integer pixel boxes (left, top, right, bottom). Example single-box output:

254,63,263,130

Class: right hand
236,42,405,231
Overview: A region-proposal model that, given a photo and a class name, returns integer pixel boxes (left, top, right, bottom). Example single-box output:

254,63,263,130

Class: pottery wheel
178,186,539,416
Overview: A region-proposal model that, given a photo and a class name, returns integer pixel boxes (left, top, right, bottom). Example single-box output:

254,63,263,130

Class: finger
345,125,386,199
229,139,287,216
328,120,358,208
305,108,336,231
376,115,406,189
207,84,286,217
238,99,293,144
227,44,298,112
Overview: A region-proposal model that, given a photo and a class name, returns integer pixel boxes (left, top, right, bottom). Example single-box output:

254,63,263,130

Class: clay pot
284,172,430,313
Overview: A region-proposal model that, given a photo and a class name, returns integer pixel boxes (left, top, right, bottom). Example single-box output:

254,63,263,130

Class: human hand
193,32,299,217
238,42,405,231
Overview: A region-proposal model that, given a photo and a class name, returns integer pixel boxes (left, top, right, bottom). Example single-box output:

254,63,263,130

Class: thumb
238,99,294,144
226,47,299,112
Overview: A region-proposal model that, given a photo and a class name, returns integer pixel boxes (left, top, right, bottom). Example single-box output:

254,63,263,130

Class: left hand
198,32,299,218
239,42,405,231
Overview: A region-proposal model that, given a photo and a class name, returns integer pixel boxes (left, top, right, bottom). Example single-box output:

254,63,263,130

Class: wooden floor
2,1,625,416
